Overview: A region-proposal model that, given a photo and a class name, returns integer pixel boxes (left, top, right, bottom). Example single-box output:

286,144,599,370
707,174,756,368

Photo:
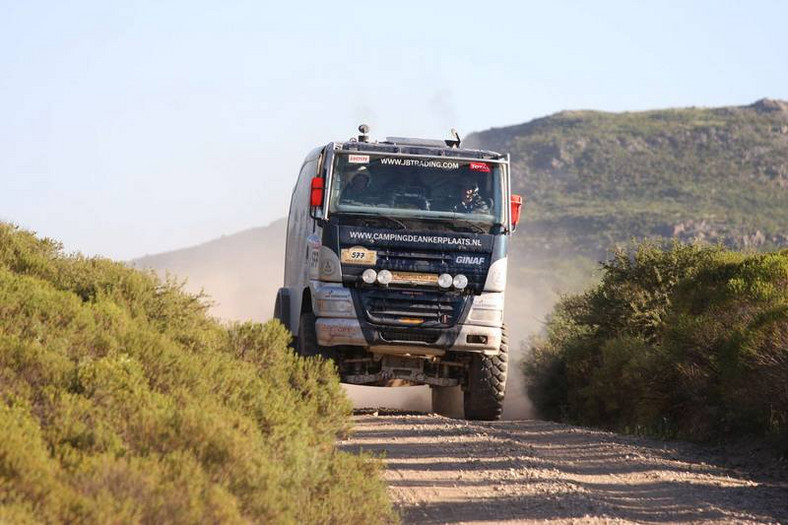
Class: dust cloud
345,384,432,412
500,252,598,419
500,270,553,420
135,224,591,420
428,89,457,131
132,221,287,323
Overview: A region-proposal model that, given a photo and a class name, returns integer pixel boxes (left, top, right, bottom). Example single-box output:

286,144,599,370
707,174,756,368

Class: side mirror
510,194,523,231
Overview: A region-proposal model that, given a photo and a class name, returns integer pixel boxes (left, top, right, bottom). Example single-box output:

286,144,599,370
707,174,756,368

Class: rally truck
274,126,522,420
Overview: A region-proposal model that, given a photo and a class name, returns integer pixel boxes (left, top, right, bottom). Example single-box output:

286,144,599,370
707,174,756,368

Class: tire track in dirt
341,413,788,524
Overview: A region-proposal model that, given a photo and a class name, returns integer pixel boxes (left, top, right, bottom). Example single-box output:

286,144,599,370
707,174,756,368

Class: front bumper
315,317,502,355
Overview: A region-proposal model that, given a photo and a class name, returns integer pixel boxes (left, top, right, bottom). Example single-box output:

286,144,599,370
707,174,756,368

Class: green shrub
0,223,397,523
525,241,788,451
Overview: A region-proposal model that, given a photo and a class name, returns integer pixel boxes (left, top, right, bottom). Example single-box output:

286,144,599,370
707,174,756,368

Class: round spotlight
361,269,377,284
377,269,393,285
453,274,468,290
438,273,453,289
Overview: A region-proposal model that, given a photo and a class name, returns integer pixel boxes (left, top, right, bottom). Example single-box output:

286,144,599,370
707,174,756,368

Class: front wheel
463,325,508,421
296,312,333,361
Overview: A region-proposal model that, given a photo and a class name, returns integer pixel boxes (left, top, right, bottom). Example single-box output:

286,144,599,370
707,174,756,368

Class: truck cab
274,127,522,420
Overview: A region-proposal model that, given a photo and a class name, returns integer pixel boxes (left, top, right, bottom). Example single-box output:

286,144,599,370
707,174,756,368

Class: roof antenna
446,128,461,148
358,124,370,143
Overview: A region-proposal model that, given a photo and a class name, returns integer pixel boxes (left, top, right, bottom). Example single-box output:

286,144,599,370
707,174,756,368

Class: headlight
377,269,393,285
468,308,502,323
316,299,353,313
362,269,377,284
438,273,453,289
453,274,468,290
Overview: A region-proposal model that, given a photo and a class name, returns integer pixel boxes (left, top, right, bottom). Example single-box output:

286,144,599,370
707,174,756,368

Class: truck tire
273,294,282,323
274,290,296,349
463,324,508,421
296,312,334,362
296,312,320,357
431,386,463,418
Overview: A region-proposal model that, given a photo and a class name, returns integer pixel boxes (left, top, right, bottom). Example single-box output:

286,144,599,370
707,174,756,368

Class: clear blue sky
2,0,787,259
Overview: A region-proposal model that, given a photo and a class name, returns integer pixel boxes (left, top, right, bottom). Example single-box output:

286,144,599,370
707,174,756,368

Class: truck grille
359,290,465,328
380,330,440,344
375,249,451,272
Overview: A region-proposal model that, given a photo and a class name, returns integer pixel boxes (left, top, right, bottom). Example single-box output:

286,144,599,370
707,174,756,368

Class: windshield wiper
446,217,489,233
336,211,408,230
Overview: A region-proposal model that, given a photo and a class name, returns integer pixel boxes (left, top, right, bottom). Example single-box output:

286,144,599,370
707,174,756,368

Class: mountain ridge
467,98,788,256
134,99,788,330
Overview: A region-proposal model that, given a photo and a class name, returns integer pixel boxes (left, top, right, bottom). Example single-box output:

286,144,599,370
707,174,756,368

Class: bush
524,241,788,451
0,223,397,523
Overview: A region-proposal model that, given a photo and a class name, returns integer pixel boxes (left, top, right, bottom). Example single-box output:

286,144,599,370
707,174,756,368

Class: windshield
328,153,505,225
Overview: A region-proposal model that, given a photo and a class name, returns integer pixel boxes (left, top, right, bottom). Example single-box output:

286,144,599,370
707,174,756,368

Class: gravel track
341,413,788,524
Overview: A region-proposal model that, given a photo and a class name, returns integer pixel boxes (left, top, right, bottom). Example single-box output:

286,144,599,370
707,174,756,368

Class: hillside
133,219,286,321
0,223,394,523
467,98,788,257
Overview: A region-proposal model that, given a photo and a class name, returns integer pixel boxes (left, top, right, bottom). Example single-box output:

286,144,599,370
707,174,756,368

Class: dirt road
341,413,788,524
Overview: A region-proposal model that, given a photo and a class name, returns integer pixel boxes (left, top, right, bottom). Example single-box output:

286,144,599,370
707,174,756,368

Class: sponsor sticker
325,325,357,334
390,271,438,285
348,154,370,164
455,255,486,265
379,157,460,170
321,259,335,275
346,230,484,248
340,245,377,265
321,287,348,298
469,162,491,173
